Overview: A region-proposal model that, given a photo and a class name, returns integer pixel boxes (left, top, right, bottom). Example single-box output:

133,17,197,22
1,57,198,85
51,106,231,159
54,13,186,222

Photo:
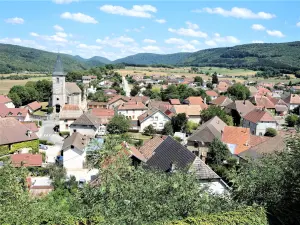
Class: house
242,109,277,136
21,122,39,133
0,104,30,121
11,153,42,167
238,134,285,160
107,95,129,109
0,118,38,154
187,116,226,156
211,96,233,108
27,177,54,196
251,95,275,111
169,99,181,105
274,99,288,115
224,100,256,125
82,75,96,84
172,105,203,124
0,95,15,108
65,82,82,106
216,81,230,93
25,101,42,114
138,108,171,132
59,105,83,132
205,90,218,101
284,94,300,111
291,86,300,93
256,86,272,96
117,101,148,120
139,136,228,194
70,113,102,137
128,96,150,105
248,86,258,97
90,108,114,134
61,132,91,169
148,100,173,111
184,96,208,109
87,101,108,109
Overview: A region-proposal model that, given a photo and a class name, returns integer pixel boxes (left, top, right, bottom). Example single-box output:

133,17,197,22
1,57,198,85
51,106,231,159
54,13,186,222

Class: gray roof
53,55,66,76
66,82,82,94
225,100,255,116
71,113,100,128
189,157,220,180
187,116,226,143
62,132,91,152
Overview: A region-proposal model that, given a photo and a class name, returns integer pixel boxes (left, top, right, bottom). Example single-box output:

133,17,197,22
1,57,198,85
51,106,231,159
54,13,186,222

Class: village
0,54,297,196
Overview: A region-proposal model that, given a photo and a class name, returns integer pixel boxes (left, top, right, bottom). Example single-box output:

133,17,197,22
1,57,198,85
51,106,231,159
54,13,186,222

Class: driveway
122,76,131,97
37,119,64,145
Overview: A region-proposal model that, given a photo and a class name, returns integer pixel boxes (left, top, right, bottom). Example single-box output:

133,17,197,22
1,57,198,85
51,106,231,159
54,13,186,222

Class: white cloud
56,32,68,38
177,43,196,51
54,25,64,31
30,32,39,37
77,43,102,50
252,40,264,43
96,36,135,48
99,5,157,18
205,40,217,47
190,40,200,45
52,0,78,4
297,22,300,27
266,30,285,38
5,17,24,24
61,12,98,24
165,38,186,45
201,7,275,19
0,37,46,50
30,32,68,43
251,24,266,31
142,45,161,52
125,26,145,32
168,22,207,38
155,19,166,24
186,21,199,30
143,39,156,43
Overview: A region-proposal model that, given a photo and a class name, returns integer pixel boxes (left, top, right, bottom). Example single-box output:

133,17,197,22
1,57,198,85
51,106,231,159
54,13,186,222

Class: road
37,119,63,146
122,76,131,97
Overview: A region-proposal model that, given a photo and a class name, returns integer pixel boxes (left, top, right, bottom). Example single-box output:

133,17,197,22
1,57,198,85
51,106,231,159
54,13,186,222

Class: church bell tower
52,55,66,113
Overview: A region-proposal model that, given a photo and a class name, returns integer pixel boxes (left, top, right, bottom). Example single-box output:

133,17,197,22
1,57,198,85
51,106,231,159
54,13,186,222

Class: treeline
0,74,49,80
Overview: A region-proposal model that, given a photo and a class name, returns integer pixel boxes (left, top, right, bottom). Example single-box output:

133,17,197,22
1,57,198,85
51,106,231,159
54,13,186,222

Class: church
52,55,82,113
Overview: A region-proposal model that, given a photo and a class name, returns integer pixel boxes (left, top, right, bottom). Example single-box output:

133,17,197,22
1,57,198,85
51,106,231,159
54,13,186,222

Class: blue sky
0,0,299,60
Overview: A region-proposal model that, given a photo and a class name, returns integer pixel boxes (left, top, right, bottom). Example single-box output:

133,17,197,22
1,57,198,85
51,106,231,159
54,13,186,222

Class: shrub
143,125,156,136
59,131,70,137
264,128,277,137
285,114,298,127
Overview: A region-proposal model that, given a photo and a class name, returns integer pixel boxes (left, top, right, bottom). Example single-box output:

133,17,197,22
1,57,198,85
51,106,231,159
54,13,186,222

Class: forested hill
113,52,192,65
183,42,300,72
0,44,108,73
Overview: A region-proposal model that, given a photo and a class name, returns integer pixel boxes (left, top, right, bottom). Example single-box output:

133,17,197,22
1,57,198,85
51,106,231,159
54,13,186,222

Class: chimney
170,162,176,172
201,152,207,163
243,100,246,104
26,130,32,137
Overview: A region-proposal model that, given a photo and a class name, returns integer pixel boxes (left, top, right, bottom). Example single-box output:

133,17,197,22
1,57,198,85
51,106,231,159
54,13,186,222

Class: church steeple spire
53,55,66,76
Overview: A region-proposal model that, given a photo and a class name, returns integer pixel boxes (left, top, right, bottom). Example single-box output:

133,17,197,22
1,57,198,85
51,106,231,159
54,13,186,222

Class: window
154,116,158,121
73,129,77,133
159,122,163,127
57,98,59,101
66,124,69,129
64,119,67,122
153,122,157,127
56,77,59,83
259,132,263,136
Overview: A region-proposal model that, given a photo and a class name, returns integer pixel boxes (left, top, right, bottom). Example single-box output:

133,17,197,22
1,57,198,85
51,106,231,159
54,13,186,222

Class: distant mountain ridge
1,41,300,73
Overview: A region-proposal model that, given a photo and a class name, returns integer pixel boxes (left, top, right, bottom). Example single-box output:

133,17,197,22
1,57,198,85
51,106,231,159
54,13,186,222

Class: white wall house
69,112,101,137
242,109,277,136
117,102,148,120
138,110,171,132
59,105,83,132
5,101,15,108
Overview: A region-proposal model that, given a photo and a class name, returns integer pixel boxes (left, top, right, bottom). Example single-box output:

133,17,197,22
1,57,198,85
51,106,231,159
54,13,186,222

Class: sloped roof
222,126,250,155
107,95,129,105
185,96,204,105
284,94,300,104
206,90,218,97
71,113,101,128
21,122,39,132
169,99,181,105
90,108,114,117
138,108,171,123
66,82,82,94
211,96,233,107
11,154,42,167
187,116,226,143
138,136,165,160
62,132,91,152
189,156,220,180
225,100,255,116
27,101,42,111
172,105,203,116
128,96,150,104
59,104,83,120
243,109,276,124
0,95,12,104
118,101,148,110
0,104,28,118
253,95,275,109
0,118,38,145
148,100,173,111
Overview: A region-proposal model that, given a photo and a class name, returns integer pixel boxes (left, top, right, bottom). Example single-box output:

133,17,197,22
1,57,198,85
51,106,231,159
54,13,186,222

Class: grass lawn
127,132,152,140
0,76,51,94
33,110,47,116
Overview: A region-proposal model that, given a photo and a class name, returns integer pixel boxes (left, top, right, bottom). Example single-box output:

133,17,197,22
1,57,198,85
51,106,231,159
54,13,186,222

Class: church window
57,98,59,101
57,78,59,83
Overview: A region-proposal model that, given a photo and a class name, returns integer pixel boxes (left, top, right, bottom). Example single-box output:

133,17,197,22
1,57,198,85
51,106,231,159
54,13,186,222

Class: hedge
10,139,39,153
167,207,268,225
0,145,11,156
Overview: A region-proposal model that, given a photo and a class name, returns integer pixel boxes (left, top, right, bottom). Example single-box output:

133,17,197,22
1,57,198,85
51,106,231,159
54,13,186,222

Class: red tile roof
11,154,42,167
253,95,275,109
284,94,300,104
169,99,181,105
257,87,272,96
211,96,233,107
206,90,218,97
0,104,28,118
118,101,148,110
222,126,251,154
91,108,114,117
0,95,12,104
243,109,276,123
107,95,129,105
62,104,80,111
27,101,42,111
139,136,165,160
185,96,204,105
21,122,39,132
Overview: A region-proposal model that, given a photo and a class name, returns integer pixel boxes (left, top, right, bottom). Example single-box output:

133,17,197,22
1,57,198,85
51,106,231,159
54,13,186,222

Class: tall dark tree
212,72,218,84
227,83,250,100
171,113,188,132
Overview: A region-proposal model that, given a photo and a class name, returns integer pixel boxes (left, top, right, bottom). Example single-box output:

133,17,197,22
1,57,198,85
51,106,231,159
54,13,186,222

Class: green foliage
208,138,230,165
194,76,203,86
107,115,131,134
88,90,108,102
162,121,174,136
169,207,268,225
130,85,140,96
47,106,53,114
59,131,70,137
186,121,198,133
143,125,156,136
264,128,277,137
227,83,250,100
212,73,218,84
39,139,54,146
0,145,10,156
7,92,22,107
161,84,207,102
172,113,188,132
11,139,39,153
200,106,233,125
285,114,299,127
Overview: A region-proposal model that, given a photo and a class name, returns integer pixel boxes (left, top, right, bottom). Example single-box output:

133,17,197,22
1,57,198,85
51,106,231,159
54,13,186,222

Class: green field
0,76,51,94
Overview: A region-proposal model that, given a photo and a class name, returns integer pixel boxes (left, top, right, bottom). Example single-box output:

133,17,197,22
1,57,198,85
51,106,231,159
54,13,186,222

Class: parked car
39,144,48,150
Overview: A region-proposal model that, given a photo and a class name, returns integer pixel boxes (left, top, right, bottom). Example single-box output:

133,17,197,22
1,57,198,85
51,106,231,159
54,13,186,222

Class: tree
107,115,131,134
264,128,277,137
200,106,233,125
162,121,174,135
143,125,156,136
208,138,230,165
212,72,218,84
130,85,140,96
88,90,108,102
186,121,198,134
227,83,250,100
8,92,22,107
171,113,188,132
206,82,213,89
194,76,203,86
285,114,299,127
